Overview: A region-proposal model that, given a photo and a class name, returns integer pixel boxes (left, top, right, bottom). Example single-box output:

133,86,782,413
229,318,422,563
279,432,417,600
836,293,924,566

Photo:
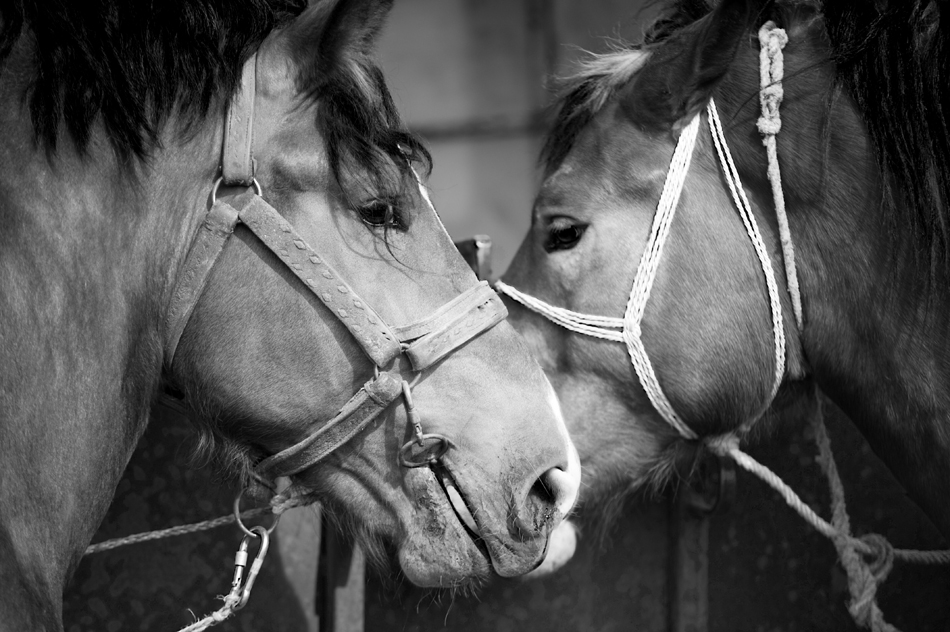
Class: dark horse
0,1,581,629
500,0,950,556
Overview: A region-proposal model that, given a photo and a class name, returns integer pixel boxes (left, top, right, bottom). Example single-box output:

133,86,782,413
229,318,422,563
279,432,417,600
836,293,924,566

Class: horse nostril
513,445,581,538
531,473,558,505
539,461,580,517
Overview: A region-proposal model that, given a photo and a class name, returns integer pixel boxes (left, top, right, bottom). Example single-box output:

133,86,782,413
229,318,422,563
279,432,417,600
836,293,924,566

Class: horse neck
802,180,950,534
718,60,950,535
0,45,221,606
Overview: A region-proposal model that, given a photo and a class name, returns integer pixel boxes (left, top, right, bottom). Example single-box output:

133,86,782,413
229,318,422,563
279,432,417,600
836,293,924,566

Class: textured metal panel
63,404,320,632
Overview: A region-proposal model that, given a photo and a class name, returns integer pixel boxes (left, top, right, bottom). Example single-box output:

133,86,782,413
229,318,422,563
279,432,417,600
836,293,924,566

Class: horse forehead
263,125,330,177
541,160,607,202
549,162,576,181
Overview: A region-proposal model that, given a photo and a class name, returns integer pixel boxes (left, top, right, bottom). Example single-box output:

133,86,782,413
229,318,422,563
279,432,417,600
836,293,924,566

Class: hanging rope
758,21,803,330
811,407,896,632
84,492,309,631
708,400,950,632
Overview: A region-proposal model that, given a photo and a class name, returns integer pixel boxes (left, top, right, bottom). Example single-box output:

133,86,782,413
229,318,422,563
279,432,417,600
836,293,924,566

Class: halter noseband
164,54,508,478
496,23,800,443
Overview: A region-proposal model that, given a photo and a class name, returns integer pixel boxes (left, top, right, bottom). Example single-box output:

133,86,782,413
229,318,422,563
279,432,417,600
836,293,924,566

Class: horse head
502,0,950,557
162,1,581,586
0,1,580,626
500,0,809,508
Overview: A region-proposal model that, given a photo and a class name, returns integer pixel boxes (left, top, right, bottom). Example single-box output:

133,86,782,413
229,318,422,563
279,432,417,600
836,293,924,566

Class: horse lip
434,465,484,543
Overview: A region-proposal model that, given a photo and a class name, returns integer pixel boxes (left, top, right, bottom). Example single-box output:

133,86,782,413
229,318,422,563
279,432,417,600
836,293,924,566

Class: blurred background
376,0,652,272
64,2,950,631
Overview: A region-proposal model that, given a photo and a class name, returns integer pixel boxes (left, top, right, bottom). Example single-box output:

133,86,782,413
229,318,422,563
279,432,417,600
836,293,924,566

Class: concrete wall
377,0,653,272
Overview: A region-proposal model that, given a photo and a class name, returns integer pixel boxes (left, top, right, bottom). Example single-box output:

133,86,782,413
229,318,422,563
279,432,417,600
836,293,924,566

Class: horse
498,0,950,567
0,1,582,629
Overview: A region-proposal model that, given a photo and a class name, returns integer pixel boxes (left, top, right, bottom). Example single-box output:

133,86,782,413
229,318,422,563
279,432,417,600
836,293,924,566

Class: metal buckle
210,176,262,205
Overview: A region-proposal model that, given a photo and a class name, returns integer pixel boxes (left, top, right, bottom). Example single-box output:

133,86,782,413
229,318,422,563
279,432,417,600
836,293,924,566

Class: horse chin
396,465,493,587
519,518,579,580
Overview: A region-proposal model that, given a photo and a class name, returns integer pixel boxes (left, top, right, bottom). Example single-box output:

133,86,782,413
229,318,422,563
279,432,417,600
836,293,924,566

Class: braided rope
84,508,269,556
758,22,804,330
810,407,897,632
707,429,950,569
84,493,306,556
707,99,786,405
85,493,309,630
493,282,624,342
178,594,244,632
499,100,788,442
623,113,702,440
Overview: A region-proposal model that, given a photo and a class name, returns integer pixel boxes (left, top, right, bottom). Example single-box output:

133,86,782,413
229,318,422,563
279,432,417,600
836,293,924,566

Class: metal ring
210,176,263,205
233,489,281,537
398,434,454,468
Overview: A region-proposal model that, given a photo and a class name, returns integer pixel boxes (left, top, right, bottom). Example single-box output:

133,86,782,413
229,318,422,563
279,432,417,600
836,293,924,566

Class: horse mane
539,47,651,171
0,0,429,195
0,1,302,157
542,0,950,268
823,0,950,266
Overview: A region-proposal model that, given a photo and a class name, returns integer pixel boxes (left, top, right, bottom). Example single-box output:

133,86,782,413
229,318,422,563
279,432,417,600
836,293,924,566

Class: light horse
0,1,581,629
499,0,950,564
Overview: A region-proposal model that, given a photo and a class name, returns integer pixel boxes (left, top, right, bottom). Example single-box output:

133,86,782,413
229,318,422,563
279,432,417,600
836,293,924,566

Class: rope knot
760,25,788,52
704,433,740,457
269,490,311,516
757,22,787,139
839,533,898,631
757,114,782,136
859,533,895,583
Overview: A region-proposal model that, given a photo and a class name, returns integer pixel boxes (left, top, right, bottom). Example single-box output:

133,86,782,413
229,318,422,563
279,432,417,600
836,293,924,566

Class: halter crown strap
222,55,257,186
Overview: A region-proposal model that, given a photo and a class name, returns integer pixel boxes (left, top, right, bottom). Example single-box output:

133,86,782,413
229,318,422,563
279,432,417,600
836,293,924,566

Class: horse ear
628,0,756,131
286,0,394,92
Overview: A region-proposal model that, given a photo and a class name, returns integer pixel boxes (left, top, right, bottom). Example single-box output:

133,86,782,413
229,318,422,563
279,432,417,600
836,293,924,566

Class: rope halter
503,22,950,632
498,96,788,441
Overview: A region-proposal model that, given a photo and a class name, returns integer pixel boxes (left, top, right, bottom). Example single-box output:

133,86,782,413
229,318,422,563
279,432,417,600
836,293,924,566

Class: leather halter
164,55,508,479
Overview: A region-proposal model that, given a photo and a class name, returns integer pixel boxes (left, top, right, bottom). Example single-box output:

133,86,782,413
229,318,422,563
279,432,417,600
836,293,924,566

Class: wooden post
669,454,736,632
276,505,321,632
317,511,366,632
454,235,493,281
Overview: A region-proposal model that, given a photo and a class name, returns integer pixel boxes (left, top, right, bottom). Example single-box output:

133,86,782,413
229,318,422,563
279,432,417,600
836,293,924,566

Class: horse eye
545,224,587,252
358,199,403,229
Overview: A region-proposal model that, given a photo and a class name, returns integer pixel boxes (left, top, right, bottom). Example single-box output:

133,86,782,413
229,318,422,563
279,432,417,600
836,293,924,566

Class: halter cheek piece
164,54,507,478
